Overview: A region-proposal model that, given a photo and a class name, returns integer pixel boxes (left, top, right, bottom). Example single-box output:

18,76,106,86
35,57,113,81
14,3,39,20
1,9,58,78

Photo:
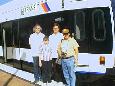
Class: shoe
47,82,50,86
34,80,39,84
56,82,65,86
36,81,43,85
51,80,57,83
43,83,47,86
47,82,55,86
51,80,57,86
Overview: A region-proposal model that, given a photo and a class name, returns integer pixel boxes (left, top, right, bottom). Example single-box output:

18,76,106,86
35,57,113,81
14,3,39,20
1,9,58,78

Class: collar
64,37,71,41
34,32,41,35
53,32,60,36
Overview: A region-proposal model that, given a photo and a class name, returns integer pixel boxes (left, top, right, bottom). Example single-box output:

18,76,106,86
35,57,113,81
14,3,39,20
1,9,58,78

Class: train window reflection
0,24,2,45
92,9,106,41
75,11,85,40
2,22,13,47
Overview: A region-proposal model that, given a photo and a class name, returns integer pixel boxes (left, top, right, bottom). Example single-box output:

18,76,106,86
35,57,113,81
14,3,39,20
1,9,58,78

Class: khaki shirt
58,37,79,58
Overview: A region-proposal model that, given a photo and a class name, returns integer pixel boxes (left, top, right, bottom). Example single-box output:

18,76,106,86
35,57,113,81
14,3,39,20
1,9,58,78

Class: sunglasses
63,33,69,35
36,28,40,29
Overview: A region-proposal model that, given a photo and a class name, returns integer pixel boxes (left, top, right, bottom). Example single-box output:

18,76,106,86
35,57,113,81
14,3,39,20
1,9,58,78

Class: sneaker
43,83,47,86
58,82,63,84
47,82,51,86
34,80,39,84
36,81,43,85
48,82,56,86
56,82,65,86
51,80,57,86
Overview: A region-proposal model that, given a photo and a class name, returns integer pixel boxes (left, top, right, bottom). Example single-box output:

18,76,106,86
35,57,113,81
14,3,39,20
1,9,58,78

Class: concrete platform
0,70,35,86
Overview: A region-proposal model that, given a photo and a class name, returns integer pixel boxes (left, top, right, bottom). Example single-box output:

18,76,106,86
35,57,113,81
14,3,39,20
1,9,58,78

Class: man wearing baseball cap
58,28,79,86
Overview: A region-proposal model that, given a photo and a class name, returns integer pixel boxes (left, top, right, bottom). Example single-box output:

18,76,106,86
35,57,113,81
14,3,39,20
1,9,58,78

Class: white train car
0,0,114,74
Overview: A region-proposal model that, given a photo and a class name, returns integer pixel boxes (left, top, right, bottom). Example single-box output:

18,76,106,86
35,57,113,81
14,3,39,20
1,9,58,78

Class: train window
92,9,106,41
19,18,34,48
12,20,19,47
74,11,85,40
0,24,2,45
2,22,13,47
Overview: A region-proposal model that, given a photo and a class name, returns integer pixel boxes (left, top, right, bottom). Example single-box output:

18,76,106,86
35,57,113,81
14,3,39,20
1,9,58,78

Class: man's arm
39,57,42,67
38,44,43,67
73,39,79,65
57,42,62,59
74,47,79,65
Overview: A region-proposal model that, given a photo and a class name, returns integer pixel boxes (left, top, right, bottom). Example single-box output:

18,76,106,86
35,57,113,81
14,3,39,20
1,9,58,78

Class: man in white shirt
49,23,63,82
29,24,45,84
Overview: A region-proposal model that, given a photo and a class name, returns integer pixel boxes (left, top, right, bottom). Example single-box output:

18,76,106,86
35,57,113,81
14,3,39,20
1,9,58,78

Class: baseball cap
62,29,69,34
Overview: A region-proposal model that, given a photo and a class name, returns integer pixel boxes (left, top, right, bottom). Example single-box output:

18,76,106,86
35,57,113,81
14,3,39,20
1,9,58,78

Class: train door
2,22,13,63
1,20,20,66
0,24,3,63
19,17,35,72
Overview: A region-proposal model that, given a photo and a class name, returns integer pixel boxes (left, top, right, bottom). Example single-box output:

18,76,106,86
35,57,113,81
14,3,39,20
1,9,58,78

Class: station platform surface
0,62,115,86
0,70,34,86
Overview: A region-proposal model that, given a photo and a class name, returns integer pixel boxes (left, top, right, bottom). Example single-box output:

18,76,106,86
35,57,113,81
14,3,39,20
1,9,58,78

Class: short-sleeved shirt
60,38,79,57
49,32,63,58
39,43,52,61
29,32,45,57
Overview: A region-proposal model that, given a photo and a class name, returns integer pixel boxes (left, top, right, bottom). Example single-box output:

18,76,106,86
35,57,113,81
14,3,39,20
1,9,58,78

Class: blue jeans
33,56,41,81
61,57,76,86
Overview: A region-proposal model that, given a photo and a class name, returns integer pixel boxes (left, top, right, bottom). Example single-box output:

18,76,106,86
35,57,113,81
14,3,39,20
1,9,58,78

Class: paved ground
0,70,35,86
1,68,115,86
0,70,65,86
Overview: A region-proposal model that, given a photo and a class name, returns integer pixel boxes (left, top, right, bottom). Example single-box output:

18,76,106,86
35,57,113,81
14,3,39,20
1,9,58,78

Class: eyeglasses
53,28,59,29
44,40,48,41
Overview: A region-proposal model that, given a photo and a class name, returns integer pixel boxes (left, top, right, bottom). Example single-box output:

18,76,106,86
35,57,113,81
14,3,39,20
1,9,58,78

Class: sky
0,0,13,6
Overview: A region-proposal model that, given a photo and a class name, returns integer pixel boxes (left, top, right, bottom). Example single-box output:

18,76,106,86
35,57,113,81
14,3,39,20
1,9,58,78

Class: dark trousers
33,56,41,81
42,60,52,83
52,58,65,82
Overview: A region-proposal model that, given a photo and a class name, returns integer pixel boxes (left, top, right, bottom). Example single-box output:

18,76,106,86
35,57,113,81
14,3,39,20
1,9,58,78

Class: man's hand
55,58,61,65
39,57,42,67
55,58,59,63
74,59,78,66
39,61,42,67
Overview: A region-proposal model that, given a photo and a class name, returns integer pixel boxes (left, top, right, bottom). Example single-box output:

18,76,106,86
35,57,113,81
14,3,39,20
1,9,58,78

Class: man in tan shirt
58,28,79,86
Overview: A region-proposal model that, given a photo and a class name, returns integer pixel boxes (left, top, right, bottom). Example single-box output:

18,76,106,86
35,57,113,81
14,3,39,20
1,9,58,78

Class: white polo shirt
29,32,45,57
49,32,63,58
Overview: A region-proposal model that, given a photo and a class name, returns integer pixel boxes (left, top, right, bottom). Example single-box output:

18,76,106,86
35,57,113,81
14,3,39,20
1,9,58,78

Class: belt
62,56,73,59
